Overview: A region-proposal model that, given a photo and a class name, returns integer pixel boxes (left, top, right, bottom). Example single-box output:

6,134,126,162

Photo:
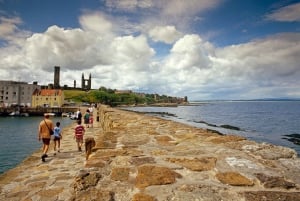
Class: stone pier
1,105,300,201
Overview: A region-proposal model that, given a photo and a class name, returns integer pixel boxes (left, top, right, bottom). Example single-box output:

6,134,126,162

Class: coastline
1,105,300,200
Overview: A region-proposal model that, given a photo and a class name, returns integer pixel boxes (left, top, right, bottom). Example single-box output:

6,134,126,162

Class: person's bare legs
57,140,61,152
42,143,49,162
54,141,57,155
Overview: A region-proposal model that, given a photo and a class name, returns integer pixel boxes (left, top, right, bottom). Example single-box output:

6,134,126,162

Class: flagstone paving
1,105,300,201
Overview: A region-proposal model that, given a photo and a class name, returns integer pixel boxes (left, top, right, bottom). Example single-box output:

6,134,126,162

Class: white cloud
108,35,155,71
79,12,113,34
158,0,221,17
105,0,153,10
148,25,182,44
266,2,300,22
166,34,213,70
0,16,21,36
104,0,222,35
0,16,30,45
0,3,300,100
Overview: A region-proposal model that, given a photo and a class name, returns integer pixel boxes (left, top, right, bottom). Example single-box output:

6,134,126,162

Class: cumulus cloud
148,25,182,44
208,33,300,99
79,12,113,34
0,16,30,45
0,1,300,100
266,2,300,22
165,34,213,70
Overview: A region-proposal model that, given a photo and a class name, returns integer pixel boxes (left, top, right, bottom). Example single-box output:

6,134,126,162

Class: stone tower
81,73,91,90
54,66,60,89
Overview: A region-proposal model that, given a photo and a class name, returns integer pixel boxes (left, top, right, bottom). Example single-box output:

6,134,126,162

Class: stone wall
77,105,300,201
1,104,299,201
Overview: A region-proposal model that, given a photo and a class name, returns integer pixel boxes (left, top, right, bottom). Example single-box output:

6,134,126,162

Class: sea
0,116,73,174
0,101,300,175
122,100,300,156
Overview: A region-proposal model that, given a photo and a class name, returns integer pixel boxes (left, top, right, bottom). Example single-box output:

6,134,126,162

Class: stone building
32,89,64,107
81,73,91,90
54,66,60,89
0,80,40,107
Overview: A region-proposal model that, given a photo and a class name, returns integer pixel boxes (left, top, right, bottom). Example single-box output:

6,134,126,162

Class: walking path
1,105,300,201
0,109,101,201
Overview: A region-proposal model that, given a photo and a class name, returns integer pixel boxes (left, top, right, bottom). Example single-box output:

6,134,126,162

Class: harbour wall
0,106,78,116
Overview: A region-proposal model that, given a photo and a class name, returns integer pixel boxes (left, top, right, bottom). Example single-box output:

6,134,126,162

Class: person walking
53,121,62,155
74,119,85,151
38,113,54,162
83,109,90,128
89,112,94,128
76,109,82,120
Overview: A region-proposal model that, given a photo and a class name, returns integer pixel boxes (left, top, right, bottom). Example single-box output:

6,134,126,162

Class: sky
0,0,300,101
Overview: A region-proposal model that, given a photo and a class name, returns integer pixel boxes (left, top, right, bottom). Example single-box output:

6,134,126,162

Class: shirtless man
38,113,54,162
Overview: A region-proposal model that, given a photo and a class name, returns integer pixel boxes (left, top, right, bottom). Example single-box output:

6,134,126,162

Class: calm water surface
0,116,73,174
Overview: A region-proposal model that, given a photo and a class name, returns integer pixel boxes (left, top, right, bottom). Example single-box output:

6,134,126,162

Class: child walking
53,122,62,155
74,120,85,151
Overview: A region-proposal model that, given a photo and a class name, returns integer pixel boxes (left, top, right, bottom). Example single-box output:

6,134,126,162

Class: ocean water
0,116,73,174
122,101,300,156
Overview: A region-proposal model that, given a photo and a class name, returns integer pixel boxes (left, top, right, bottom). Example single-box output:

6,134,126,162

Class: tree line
64,86,187,107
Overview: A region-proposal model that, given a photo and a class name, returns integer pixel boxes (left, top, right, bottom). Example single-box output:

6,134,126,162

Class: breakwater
0,107,78,116
0,105,300,200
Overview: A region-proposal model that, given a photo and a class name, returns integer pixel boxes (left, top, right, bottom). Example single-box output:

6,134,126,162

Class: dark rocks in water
283,133,300,138
220,124,241,131
207,123,218,127
282,133,300,145
124,109,177,117
194,120,207,124
194,120,217,127
207,129,224,136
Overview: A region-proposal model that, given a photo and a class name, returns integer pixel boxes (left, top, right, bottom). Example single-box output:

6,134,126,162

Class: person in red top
74,119,85,151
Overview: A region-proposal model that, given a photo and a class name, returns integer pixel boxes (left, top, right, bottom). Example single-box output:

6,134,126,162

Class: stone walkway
0,112,102,201
1,105,300,201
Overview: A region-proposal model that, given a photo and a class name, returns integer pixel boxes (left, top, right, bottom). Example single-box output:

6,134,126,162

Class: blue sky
0,0,300,100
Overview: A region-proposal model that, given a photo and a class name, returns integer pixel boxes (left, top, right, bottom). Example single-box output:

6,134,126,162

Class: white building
0,80,41,107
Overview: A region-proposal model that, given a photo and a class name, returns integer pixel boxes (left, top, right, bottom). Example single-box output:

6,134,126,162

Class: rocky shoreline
1,105,300,200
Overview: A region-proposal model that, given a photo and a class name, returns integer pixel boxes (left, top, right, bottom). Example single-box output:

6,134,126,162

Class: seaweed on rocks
220,124,241,131
126,110,177,118
193,120,217,127
282,133,300,145
206,129,225,136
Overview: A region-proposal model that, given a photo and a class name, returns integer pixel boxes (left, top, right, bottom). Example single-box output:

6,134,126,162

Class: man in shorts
38,113,54,162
